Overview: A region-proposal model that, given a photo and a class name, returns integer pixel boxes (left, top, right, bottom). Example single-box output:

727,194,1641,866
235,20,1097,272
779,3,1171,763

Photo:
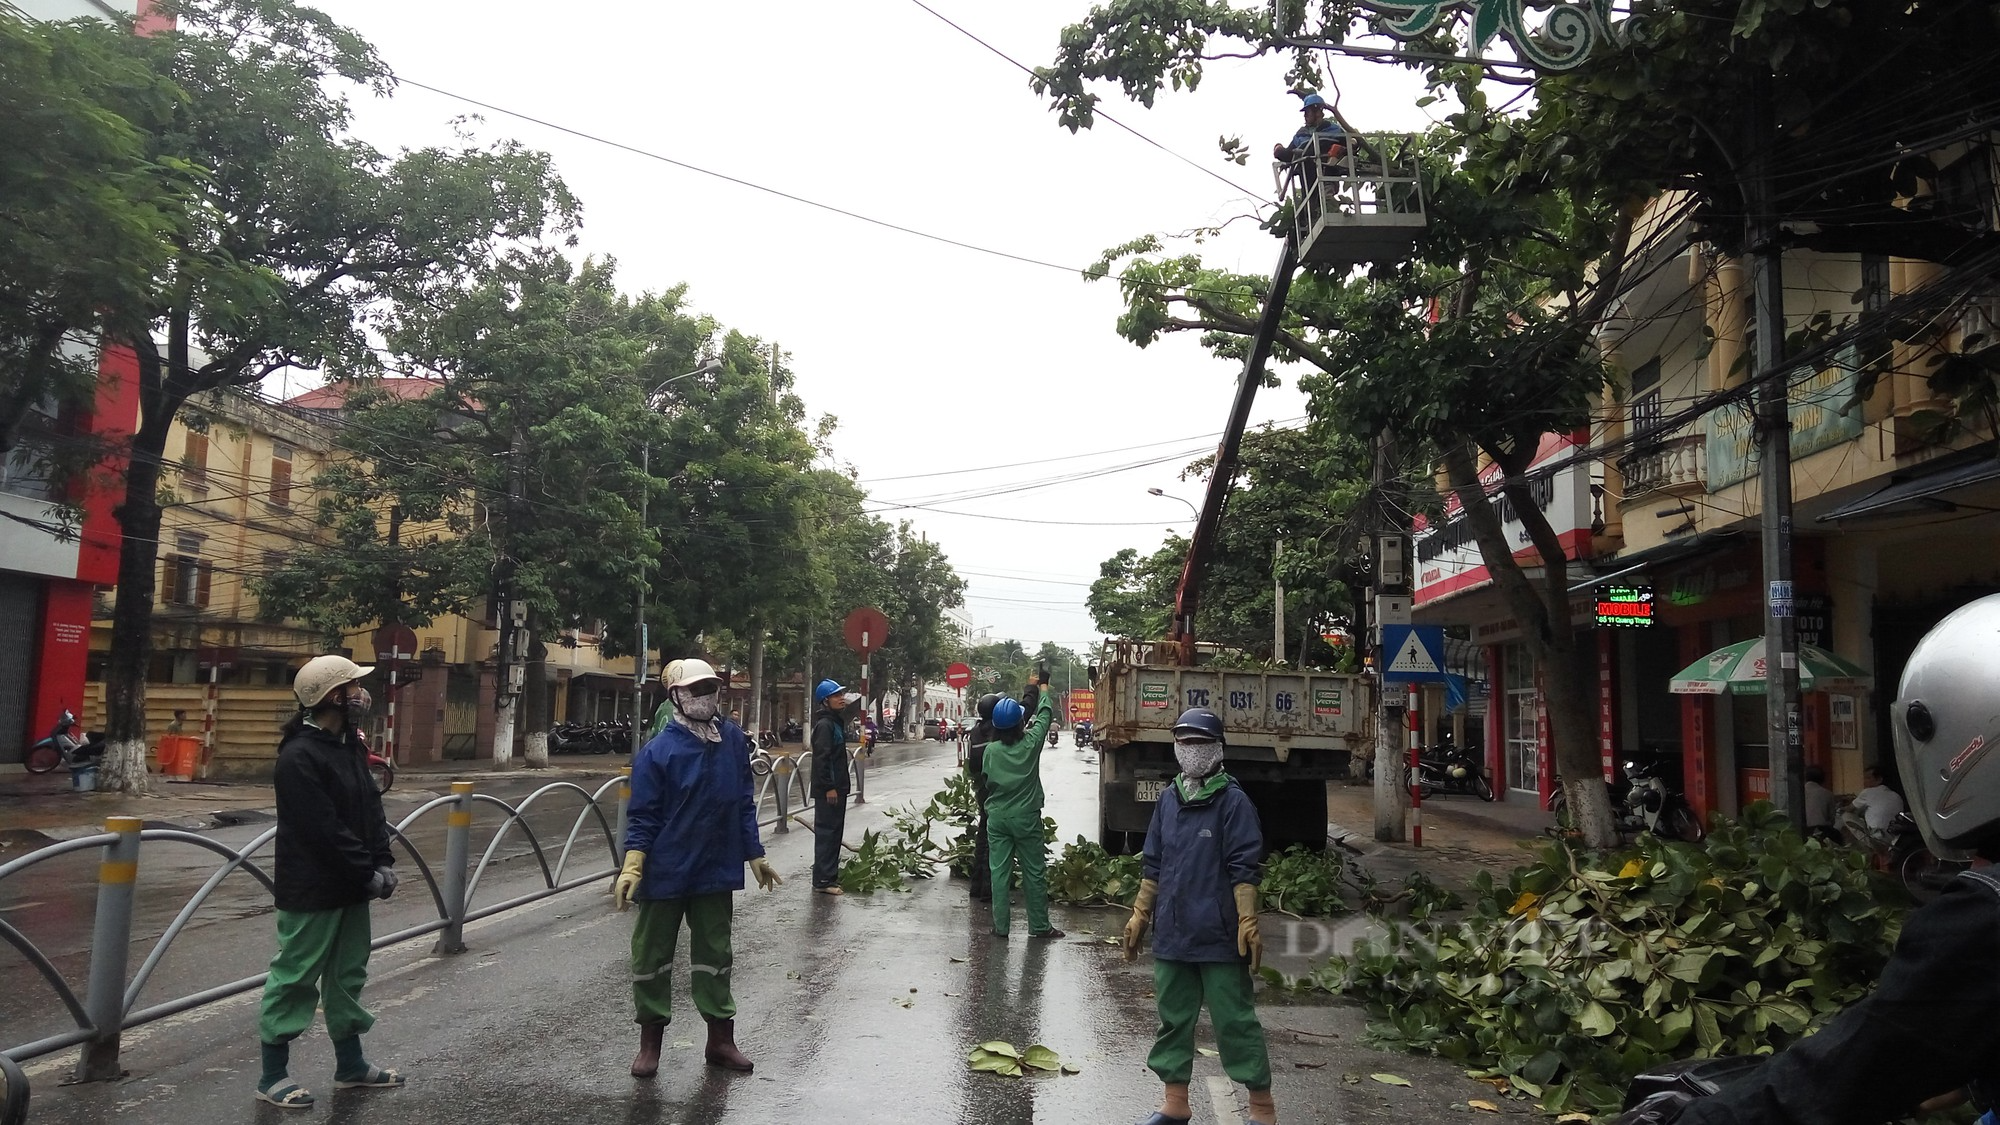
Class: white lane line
1207,1076,1244,1125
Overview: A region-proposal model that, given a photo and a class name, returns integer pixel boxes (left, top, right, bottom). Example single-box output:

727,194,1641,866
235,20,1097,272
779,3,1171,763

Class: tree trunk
102,404,173,795
1442,441,1619,847
522,613,548,768
747,622,765,734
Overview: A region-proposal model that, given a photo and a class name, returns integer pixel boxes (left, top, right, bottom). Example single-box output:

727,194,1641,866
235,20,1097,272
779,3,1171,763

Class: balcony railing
1621,433,1707,499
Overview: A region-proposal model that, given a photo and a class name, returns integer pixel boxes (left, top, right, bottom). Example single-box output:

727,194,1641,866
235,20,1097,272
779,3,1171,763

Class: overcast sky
303,0,1436,657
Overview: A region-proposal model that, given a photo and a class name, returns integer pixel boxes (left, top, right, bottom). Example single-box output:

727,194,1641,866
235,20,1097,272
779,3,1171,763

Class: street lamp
1146,487,1199,523
633,358,723,755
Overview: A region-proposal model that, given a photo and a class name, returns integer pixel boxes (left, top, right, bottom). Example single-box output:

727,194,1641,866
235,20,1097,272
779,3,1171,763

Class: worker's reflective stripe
689,963,731,978
100,860,138,884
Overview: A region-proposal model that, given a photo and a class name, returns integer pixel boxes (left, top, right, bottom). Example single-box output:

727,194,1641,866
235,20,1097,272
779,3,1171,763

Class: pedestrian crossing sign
1380,624,1447,683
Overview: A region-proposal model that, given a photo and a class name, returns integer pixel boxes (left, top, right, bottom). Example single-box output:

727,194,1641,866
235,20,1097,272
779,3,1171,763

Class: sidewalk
1327,780,1553,893
0,758,630,850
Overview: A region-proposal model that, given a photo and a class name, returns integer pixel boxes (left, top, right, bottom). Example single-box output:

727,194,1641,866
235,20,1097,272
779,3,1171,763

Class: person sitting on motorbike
1621,593,2000,1124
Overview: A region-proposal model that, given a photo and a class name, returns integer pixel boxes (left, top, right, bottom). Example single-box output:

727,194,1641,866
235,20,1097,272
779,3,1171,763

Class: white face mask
1175,739,1224,779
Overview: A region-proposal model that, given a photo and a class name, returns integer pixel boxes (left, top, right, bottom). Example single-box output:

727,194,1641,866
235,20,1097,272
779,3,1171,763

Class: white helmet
1892,593,2000,861
670,658,721,689
293,654,373,710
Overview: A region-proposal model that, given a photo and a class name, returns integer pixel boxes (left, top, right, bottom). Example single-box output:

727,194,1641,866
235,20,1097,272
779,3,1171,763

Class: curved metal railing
0,775,629,1075
0,1052,26,1125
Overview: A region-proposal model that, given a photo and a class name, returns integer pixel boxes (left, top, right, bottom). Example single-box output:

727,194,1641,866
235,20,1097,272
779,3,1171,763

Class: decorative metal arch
1278,0,1617,73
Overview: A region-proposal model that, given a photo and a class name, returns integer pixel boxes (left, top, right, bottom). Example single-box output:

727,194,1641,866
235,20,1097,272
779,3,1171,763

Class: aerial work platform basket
1279,133,1427,268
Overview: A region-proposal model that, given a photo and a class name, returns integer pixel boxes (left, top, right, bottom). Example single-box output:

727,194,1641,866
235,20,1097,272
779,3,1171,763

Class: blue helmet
814,679,846,706
1297,91,1328,112
992,697,1025,730
1172,707,1225,742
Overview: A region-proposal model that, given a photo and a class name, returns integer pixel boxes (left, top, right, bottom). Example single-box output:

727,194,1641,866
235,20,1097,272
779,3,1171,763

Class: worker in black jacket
810,679,858,894
254,654,402,1110
1621,593,2000,1125
965,693,1003,901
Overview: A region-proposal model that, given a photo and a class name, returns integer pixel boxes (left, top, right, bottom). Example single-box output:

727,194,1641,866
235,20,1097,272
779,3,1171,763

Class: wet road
7,738,1525,1124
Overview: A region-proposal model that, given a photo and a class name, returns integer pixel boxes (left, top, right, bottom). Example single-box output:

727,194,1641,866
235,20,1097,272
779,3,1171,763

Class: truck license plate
1135,780,1166,803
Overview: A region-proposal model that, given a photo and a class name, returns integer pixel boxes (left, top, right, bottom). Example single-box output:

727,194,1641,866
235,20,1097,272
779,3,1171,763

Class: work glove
1234,883,1262,973
749,857,783,891
372,865,398,901
1123,878,1159,962
614,850,646,911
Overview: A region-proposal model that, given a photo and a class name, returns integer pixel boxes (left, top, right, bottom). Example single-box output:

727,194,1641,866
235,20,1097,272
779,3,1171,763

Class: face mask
1175,739,1224,780
677,692,720,723
344,685,373,722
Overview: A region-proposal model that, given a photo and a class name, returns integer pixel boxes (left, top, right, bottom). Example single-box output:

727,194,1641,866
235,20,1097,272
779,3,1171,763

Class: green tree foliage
98,0,580,791
1296,807,1904,1115
0,6,189,456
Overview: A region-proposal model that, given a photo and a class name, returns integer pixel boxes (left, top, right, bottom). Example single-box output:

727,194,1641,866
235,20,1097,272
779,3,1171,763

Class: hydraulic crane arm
1167,238,1300,658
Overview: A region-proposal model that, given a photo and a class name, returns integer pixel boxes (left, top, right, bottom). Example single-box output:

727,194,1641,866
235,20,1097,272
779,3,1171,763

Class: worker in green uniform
979,670,1063,939
1122,707,1273,1125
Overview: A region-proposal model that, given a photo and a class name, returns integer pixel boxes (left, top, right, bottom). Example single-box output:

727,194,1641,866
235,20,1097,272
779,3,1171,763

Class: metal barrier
0,1051,25,1125
0,775,627,1075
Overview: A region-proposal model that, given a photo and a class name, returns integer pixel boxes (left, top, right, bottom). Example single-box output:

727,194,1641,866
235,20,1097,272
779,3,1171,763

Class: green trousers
986,816,1050,936
1148,959,1272,1090
631,893,735,1025
259,903,375,1045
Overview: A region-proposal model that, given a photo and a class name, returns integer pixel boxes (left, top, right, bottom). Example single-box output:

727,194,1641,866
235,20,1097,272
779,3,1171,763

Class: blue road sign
1381,624,1448,683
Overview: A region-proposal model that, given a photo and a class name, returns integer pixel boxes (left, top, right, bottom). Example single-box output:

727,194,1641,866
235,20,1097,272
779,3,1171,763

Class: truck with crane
1092,133,1426,855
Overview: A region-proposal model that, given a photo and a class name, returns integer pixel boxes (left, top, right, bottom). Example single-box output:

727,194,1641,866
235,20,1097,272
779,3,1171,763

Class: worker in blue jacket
1272,90,1348,175
615,658,782,1080
1122,707,1274,1125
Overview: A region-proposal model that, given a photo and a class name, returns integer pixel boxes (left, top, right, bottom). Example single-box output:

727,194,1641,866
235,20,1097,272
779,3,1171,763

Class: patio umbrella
1669,638,1874,695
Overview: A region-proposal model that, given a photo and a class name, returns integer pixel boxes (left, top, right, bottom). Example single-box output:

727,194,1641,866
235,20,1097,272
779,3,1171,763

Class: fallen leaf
1060,1063,1081,1075
944,991,961,997
672,1039,694,1049
1197,1048,1220,1058
1342,1072,1363,1085
909,987,919,993
1104,937,1121,945
977,1041,1021,1059
1371,1073,1412,1087
1618,858,1644,879
1506,892,1539,916
1022,1045,1063,1072
950,957,967,963
1558,1116,1593,1123
1468,1100,1500,1113
1294,1061,1327,1070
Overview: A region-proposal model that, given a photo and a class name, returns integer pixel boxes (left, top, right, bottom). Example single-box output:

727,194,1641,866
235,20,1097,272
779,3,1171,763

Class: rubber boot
704,1017,753,1073
630,1022,664,1079
1248,1087,1277,1124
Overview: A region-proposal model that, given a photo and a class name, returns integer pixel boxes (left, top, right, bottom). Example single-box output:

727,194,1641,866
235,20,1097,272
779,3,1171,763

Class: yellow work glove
1234,883,1262,973
613,850,645,912
1123,878,1159,962
749,857,783,891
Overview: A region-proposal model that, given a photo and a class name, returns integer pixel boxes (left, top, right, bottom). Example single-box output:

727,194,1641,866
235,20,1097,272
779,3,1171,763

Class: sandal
334,1065,406,1089
815,886,844,896
254,1080,315,1109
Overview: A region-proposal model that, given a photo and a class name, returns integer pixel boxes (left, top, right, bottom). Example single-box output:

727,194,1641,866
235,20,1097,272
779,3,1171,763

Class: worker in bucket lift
1271,91,1348,174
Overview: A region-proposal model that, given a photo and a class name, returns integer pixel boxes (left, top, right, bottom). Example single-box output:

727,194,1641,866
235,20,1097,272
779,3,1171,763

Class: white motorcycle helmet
1891,592,2000,862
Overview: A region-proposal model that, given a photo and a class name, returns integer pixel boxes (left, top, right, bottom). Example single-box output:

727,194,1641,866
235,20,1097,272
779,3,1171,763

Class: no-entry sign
944,662,972,690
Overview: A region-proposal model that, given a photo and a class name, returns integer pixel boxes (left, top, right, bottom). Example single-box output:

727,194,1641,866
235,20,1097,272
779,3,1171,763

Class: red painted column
31,583,94,741
1598,631,1617,783
1680,625,1717,822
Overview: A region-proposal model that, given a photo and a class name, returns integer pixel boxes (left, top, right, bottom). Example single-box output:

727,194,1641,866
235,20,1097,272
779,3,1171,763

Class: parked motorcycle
1409,743,1495,801
354,729,395,795
1550,757,1704,842
24,710,105,775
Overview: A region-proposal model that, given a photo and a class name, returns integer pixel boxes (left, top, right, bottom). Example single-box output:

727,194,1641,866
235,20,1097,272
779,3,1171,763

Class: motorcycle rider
980,670,1063,939
965,693,1003,902
1122,707,1274,1125
615,658,782,1079
1620,592,2000,1124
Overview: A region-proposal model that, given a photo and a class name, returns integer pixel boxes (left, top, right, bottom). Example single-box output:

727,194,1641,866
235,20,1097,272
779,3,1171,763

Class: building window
1504,643,1540,794
269,441,294,509
162,533,212,608
258,550,288,621
182,431,208,489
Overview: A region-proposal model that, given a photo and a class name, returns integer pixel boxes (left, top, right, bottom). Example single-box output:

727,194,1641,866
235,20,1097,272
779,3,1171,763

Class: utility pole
632,440,651,757
1371,436,1410,842
1273,539,1287,662
1748,74,1805,827
493,427,525,764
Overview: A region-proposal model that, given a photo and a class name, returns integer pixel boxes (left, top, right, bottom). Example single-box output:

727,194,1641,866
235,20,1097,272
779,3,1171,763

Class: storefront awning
1566,530,1742,594
1817,444,2000,523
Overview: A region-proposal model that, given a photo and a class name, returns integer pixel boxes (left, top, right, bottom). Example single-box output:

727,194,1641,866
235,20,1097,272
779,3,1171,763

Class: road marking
1207,1076,1244,1125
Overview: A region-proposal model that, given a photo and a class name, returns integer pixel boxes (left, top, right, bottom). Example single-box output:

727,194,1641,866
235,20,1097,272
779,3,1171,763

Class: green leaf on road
1371,1073,1412,1087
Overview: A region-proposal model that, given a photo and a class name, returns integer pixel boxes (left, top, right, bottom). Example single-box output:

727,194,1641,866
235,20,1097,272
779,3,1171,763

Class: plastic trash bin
156,735,201,780
70,764,99,792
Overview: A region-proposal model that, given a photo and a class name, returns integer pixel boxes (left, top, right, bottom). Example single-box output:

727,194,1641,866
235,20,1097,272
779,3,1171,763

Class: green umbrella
1669,638,1873,695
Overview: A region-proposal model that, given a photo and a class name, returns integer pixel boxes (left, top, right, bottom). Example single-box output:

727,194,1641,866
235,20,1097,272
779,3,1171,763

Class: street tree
97,0,577,791
877,526,969,729
0,7,187,457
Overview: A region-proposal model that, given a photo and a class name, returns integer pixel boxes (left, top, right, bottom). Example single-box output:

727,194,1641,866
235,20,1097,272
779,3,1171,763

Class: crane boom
1167,238,1300,657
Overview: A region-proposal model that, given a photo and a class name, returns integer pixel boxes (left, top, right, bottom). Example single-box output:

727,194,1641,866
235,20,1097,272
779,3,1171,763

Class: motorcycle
1048,726,1060,749
1409,742,1495,801
1074,721,1094,749
24,710,105,775
1550,757,1704,843
352,729,395,795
